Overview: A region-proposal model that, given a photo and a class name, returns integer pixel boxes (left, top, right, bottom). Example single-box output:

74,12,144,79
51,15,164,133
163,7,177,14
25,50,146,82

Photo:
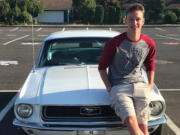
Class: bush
115,6,122,24
20,11,32,24
94,5,104,24
172,8,180,19
107,6,116,24
164,11,177,24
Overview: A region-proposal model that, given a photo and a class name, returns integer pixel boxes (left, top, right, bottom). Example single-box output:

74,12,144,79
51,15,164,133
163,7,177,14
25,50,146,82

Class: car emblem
80,107,101,116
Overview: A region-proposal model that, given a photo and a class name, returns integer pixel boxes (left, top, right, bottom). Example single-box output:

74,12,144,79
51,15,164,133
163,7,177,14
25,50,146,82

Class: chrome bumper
13,116,166,131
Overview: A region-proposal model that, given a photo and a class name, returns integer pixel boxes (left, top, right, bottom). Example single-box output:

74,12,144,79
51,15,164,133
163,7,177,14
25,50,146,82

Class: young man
98,3,156,135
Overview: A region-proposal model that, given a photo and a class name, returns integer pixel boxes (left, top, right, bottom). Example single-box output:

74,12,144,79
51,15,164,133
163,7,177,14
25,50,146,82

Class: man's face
125,10,145,33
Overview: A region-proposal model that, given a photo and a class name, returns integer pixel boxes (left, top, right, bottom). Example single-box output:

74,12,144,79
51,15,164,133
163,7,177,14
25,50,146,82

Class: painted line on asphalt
19,29,31,32
156,34,180,41
155,27,166,31
0,90,19,92
160,89,180,91
9,27,19,32
3,35,29,45
6,34,16,37
166,114,180,135
0,60,18,66
37,34,48,37
21,42,41,45
62,27,65,31
0,93,18,122
36,28,42,32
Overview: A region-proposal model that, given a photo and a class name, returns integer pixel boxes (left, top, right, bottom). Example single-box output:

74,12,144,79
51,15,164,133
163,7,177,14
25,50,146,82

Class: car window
38,38,110,67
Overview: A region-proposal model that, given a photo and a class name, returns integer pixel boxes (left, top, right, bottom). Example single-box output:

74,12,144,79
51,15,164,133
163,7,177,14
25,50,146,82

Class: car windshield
38,38,110,67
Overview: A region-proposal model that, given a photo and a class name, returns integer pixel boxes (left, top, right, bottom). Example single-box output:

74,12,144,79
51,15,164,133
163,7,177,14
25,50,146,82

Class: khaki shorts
110,82,151,125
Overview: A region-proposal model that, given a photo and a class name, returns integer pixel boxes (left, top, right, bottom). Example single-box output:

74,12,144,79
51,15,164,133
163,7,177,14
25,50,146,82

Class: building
166,0,180,9
38,0,72,24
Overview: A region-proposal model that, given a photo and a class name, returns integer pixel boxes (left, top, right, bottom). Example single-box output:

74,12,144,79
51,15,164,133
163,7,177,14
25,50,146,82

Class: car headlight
150,101,164,116
17,104,33,118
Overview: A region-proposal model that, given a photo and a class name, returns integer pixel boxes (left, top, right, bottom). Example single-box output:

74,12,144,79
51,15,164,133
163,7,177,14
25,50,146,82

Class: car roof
44,30,120,41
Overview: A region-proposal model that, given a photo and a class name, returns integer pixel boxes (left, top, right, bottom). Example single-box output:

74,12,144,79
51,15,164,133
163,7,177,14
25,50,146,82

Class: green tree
164,11,177,24
96,0,123,7
173,8,180,19
115,6,122,24
108,6,116,24
144,0,166,23
73,0,96,24
0,0,43,24
27,0,43,17
94,4,104,24
0,1,10,23
20,11,33,23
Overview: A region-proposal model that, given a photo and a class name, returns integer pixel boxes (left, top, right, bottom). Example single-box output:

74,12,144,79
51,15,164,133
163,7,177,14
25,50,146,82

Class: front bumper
13,116,166,134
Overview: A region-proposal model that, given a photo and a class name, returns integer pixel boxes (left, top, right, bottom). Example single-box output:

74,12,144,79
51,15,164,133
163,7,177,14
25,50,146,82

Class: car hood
16,65,164,106
16,65,109,105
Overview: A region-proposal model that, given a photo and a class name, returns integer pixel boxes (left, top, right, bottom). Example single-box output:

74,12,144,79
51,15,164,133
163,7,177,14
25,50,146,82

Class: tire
150,124,163,135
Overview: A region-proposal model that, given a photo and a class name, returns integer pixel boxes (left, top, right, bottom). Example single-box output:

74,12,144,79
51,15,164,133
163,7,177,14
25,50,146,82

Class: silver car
13,30,166,135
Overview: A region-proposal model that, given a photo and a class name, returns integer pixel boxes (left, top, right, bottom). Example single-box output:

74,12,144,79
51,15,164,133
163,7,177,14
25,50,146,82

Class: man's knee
125,116,137,125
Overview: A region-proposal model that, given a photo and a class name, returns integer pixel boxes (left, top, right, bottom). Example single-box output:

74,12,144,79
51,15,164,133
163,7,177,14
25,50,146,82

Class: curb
0,24,180,28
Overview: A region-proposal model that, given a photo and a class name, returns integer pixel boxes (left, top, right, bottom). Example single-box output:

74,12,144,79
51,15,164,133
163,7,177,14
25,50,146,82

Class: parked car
13,30,166,135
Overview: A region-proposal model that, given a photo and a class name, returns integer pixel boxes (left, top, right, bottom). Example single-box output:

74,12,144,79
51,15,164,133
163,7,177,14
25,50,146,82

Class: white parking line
156,34,180,41
166,114,180,135
0,93,18,122
37,34,48,37
160,89,180,91
3,35,29,45
19,29,31,32
21,42,41,45
155,27,166,32
6,34,16,37
9,27,19,32
0,90,19,92
36,28,42,32
0,61,18,66
62,27,65,31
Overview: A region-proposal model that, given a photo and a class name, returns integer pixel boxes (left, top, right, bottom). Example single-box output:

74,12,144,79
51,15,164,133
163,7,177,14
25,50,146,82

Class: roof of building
39,0,72,10
167,3,180,9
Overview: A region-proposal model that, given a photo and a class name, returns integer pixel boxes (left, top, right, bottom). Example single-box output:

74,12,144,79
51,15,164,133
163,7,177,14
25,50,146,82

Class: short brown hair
126,3,145,16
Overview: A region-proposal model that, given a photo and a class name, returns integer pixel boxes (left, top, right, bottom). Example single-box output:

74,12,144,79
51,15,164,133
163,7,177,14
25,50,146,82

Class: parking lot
0,26,180,135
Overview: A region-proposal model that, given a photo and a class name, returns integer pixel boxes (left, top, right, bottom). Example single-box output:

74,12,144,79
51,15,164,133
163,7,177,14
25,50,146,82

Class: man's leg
134,99,150,135
125,116,144,135
133,83,151,135
138,124,149,135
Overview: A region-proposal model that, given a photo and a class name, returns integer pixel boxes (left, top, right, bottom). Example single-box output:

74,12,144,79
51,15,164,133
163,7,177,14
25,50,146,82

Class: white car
13,30,166,135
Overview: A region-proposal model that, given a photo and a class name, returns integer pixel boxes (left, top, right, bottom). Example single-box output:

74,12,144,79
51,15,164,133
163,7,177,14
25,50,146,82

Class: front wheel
150,125,163,135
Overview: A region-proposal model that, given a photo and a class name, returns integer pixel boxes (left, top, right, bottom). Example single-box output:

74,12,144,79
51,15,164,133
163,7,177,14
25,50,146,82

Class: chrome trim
80,107,101,116
13,116,166,131
148,115,166,127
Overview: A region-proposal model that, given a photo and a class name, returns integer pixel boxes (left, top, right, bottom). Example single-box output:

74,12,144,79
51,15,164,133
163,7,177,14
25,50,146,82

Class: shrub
94,5,104,24
115,6,122,24
107,6,116,24
172,8,180,19
164,11,177,23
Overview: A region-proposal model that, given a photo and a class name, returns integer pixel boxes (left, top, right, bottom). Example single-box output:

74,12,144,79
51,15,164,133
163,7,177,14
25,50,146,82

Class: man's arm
147,71,155,90
99,69,111,92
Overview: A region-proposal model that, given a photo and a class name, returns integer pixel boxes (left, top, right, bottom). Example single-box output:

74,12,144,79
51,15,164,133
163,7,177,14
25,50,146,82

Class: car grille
42,105,121,122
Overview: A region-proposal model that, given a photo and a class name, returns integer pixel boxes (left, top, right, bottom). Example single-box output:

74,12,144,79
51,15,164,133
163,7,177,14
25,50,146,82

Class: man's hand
147,71,155,91
98,69,111,93
148,84,153,91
